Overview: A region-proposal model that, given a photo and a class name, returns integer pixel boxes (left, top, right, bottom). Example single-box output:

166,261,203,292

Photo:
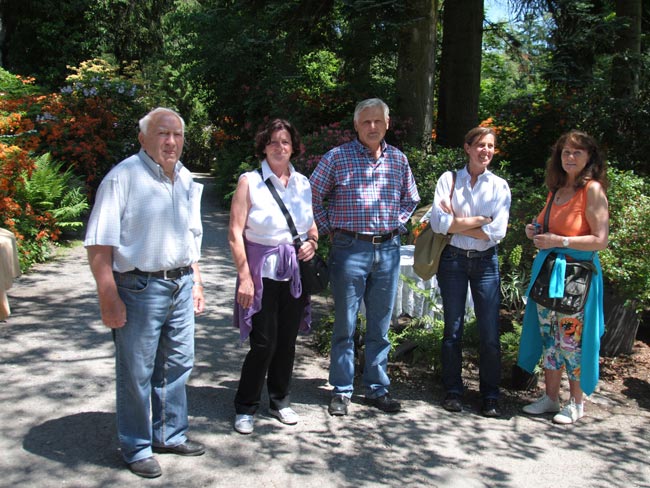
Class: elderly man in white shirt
85,107,205,479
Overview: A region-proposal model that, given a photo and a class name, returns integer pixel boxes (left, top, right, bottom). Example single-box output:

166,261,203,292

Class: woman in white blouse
429,126,511,418
228,119,318,434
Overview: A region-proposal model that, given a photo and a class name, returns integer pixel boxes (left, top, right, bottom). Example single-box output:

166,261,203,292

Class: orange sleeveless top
536,180,593,237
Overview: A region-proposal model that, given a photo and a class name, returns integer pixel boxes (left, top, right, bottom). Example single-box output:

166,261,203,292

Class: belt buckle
162,269,182,280
372,235,383,245
465,250,474,258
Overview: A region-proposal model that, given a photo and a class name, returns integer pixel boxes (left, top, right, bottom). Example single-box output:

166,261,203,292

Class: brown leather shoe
152,439,205,456
128,457,162,478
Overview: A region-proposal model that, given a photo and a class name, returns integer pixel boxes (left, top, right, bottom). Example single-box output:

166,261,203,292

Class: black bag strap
542,189,559,233
257,168,302,246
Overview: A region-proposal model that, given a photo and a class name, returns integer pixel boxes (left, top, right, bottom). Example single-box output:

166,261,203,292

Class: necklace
555,186,575,204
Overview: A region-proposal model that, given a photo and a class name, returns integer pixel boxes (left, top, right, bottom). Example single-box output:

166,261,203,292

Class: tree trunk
611,0,642,99
600,287,640,357
435,0,484,148
395,0,439,151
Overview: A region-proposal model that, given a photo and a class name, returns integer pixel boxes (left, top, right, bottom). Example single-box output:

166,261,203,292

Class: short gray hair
353,98,389,123
139,107,185,135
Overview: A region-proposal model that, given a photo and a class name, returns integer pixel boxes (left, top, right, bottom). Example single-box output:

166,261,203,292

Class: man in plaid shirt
310,98,420,416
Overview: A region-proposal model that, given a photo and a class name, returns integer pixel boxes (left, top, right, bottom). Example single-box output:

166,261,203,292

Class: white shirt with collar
84,149,203,272
430,166,511,252
243,159,314,280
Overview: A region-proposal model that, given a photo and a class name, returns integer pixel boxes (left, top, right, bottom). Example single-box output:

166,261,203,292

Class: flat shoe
442,393,463,412
269,407,299,425
481,398,502,418
234,414,254,434
128,457,162,478
153,439,205,456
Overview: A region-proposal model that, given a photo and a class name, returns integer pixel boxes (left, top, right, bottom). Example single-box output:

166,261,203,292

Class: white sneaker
553,398,584,424
522,394,561,415
269,407,299,425
234,414,254,434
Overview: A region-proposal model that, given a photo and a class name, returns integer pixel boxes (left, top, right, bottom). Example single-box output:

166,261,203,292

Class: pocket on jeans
332,232,355,248
115,273,150,293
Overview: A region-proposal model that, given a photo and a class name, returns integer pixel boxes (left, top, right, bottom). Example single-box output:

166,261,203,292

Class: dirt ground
598,334,650,408
354,324,650,417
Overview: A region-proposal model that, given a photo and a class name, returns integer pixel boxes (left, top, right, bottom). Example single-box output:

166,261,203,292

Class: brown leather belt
128,266,192,280
336,228,400,244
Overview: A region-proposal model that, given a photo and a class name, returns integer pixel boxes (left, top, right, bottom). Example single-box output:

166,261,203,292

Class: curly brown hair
545,130,608,192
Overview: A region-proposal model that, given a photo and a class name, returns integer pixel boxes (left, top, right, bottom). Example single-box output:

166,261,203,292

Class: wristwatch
562,237,570,247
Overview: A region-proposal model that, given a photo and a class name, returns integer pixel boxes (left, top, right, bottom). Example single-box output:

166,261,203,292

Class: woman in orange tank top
519,130,609,425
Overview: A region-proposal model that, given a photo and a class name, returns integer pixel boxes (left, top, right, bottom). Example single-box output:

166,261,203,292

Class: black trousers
234,278,306,414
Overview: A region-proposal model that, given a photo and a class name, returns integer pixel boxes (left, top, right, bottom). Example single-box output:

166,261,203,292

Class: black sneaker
366,393,401,413
328,394,350,416
481,398,502,418
442,393,463,412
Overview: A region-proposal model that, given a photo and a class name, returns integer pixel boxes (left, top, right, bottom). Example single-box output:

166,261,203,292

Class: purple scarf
233,240,311,341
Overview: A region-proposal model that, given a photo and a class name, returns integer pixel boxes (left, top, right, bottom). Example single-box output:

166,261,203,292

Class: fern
18,153,89,230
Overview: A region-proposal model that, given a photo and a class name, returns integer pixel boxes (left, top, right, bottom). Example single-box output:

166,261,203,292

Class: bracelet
193,281,204,288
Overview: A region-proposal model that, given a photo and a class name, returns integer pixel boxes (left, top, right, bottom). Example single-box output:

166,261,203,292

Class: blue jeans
328,232,400,399
113,271,195,463
437,246,501,399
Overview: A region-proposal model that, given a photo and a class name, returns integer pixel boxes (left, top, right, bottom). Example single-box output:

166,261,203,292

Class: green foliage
500,320,525,372
297,50,342,98
12,153,89,270
86,0,175,68
0,71,43,98
480,12,550,123
404,145,466,207
598,167,650,312
0,0,103,89
499,245,530,320
312,312,335,357
389,320,445,372
16,154,89,230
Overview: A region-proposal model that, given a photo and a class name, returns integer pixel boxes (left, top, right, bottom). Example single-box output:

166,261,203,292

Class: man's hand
98,289,127,328
193,283,205,314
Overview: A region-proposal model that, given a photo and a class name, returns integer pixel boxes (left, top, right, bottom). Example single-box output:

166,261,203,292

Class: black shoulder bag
529,190,596,314
258,169,329,295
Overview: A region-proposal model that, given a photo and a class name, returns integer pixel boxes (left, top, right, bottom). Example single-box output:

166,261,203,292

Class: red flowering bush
0,61,139,269
293,122,356,177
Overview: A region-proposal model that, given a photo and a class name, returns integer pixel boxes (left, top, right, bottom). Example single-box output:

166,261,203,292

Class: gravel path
1,174,649,488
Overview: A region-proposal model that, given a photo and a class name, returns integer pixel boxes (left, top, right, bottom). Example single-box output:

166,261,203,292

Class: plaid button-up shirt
310,139,420,235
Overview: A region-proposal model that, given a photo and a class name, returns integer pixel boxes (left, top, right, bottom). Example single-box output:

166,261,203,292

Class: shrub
13,153,88,269
39,58,145,190
598,167,650,312
404,145,466,207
